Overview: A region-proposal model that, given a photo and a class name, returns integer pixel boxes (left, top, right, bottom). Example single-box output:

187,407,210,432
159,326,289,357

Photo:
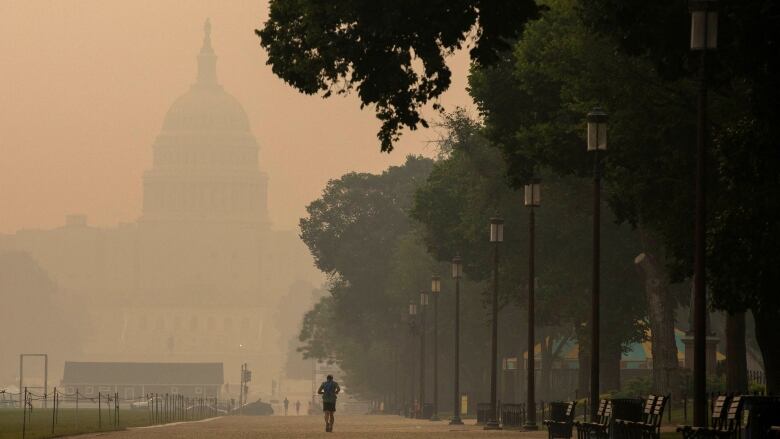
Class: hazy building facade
62,362,224,400
0,21,317,395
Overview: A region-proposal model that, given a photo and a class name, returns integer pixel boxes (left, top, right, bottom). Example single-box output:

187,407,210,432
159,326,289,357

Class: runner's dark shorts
323,402,336,412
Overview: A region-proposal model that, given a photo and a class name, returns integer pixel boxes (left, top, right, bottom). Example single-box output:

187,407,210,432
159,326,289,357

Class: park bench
742,396,780,439
575,399,611,439
621,394,668,439
543,401,578,439
575,398,612,439
677,395,731,439
501,403,526,429
613,395,657,439
678,396,743,439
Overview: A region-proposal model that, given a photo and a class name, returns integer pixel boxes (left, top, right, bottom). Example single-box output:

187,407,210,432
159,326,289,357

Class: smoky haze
0,1,472,403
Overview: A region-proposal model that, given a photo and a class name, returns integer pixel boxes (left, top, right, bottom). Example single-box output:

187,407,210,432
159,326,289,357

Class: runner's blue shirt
319,381,340,403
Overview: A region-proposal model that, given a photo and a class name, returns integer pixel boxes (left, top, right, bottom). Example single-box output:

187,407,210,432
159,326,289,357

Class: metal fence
2,387,233,439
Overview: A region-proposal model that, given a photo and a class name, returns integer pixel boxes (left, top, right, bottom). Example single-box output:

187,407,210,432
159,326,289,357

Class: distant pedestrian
295,400,301,415
317,374,341,432
283,397,289,415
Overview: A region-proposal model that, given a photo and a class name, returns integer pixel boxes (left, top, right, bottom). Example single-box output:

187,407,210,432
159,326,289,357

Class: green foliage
708,118,780,315
748,381,766,395
256,0,542,151
411,110,647,363
297,156,437,398
578,0,780,393
469,0,698,283
610,375,653,399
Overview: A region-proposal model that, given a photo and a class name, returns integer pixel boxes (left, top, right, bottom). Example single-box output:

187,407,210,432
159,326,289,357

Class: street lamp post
587,107,607,419
419,290,429,419
450,256,464,425
486,216,504,430
430,276,441,421
524,180,540,430
409,301,418,418
689,0,717,427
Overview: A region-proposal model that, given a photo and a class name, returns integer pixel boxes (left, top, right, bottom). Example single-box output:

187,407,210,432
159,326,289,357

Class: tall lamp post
430,276,441,421
450,256,464,425
587,107,607,418
524,180,540,430
419,290,429,419
689,0,717,427
408,301,418,418
486,216,504,430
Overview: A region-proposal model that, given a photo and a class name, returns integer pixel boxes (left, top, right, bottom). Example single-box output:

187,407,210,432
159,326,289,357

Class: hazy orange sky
0,1,474,233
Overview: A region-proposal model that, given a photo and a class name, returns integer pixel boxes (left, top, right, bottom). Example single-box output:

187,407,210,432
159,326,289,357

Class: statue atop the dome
201,18,214,54
197,18,218,85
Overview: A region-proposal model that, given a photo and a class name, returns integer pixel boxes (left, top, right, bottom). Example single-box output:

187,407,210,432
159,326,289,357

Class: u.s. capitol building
0,21,319,397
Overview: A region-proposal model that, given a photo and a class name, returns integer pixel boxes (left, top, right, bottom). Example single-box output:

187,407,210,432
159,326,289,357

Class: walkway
65,414,549,438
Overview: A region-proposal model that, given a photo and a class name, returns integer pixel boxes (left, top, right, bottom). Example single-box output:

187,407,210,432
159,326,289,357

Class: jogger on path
317,375,341,432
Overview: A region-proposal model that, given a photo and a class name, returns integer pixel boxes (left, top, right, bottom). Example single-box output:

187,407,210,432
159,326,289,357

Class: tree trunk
725,311,748,393
578,330,590,397
634,246,679,395
753,306,780,394
600,341,622,392
540,336,552,399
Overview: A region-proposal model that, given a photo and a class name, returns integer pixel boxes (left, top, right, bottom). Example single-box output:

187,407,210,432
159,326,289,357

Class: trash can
422,402,434,419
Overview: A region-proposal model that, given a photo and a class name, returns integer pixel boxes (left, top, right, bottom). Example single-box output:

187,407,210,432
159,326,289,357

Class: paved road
66,415,549,438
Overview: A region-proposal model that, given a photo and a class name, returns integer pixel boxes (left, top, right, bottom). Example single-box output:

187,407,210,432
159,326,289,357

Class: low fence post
22,387,28,439
51,387,56,435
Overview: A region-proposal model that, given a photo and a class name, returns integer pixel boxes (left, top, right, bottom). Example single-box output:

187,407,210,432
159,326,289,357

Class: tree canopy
297,156,437,398
466,0,779,391
411,111,646,391
256,0,541,151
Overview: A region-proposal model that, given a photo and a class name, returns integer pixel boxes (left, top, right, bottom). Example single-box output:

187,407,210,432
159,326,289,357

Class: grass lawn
0,408,154,439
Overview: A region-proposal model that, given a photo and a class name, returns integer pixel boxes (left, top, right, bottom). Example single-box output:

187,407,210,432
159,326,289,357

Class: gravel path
64,414,549,438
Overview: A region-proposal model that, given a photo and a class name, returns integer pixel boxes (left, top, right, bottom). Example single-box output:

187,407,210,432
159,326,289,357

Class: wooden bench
677,395,731,439
575,399,612,439
625,394,668,439
543,401,578,439
613,395,657,439
693,395,744,439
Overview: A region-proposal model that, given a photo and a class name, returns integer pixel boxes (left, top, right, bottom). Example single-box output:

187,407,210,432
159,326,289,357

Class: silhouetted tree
256,0,541,151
